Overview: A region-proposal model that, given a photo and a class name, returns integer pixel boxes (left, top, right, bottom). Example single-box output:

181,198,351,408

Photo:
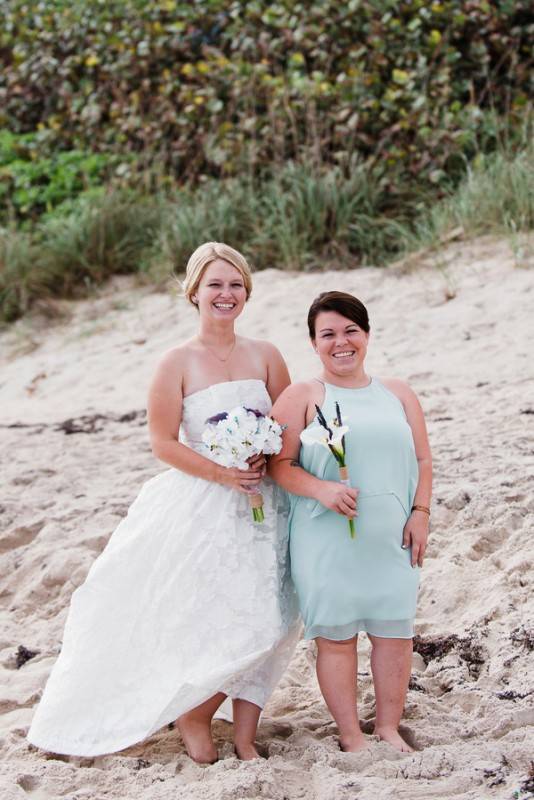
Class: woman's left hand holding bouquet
215,458,265,494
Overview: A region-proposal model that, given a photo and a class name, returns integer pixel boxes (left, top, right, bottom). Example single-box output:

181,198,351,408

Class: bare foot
177,713,218,764
234,742,262,761
339,732,369,752
374,726,414,753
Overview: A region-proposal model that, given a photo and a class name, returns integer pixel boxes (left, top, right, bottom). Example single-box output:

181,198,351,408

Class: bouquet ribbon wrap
249,492,265,523
338,466,356,538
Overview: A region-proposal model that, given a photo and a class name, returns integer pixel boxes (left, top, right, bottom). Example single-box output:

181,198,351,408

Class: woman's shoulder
277,379,323,403
153,340,197,375
378,377,417,403
240,336,283,358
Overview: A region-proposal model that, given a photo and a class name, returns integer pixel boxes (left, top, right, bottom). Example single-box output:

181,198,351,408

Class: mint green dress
289,378,419,640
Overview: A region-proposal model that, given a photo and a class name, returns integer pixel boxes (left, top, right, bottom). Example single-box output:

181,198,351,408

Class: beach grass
1,141,532,325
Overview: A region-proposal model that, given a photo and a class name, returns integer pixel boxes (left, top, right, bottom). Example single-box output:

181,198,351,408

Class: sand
0,236,533,800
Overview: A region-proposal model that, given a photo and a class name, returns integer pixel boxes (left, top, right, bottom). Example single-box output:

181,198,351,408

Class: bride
27,242,300,763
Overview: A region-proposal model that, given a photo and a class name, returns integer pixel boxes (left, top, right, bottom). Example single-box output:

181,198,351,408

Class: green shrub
1,0,531,192
3,143,531,325
0,230,42,322
404,142,534,252
0,131,121,222
37,192,162,293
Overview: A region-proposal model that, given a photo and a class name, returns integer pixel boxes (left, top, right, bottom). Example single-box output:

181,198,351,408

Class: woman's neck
197,320,236,347
321,369,371,389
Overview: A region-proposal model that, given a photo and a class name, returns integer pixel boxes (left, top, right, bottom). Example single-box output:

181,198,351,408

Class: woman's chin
206,308,241,321
328,358,358,374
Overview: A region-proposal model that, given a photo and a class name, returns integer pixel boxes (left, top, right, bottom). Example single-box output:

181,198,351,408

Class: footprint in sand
467,521,514,560
11,469,57,487
0,520,45,554
15,775,41,794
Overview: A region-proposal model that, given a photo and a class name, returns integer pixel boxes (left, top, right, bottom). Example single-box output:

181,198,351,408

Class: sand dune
1,236,533,799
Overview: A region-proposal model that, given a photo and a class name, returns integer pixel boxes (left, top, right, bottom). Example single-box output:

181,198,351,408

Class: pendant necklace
199,336,237,363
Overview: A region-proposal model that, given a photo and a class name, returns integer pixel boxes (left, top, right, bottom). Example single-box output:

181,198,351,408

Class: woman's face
193,259,248,321
312,310,369,376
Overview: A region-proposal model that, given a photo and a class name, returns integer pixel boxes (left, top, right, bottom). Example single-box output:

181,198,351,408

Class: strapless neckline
183,378,267,404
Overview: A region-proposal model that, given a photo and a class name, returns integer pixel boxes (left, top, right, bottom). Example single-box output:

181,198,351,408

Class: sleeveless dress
27,379,300,757
289,378,419,641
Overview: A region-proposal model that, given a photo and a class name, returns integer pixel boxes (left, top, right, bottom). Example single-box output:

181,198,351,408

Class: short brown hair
307,291,370,338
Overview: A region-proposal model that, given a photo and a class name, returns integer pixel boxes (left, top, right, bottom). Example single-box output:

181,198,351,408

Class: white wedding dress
27,379,301,757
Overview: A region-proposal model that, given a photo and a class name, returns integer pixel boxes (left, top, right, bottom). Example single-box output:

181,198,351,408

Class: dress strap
307,378,329,424
312,378,330,405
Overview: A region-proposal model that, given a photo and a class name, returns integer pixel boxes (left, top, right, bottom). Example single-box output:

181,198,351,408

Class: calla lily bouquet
300,402,356,538
202,405,284,523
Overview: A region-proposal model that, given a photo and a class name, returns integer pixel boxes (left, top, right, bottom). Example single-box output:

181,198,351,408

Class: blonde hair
182,242,253,305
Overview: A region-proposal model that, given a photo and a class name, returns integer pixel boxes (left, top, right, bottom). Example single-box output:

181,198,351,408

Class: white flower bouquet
300,401,356,538
202,405,284,523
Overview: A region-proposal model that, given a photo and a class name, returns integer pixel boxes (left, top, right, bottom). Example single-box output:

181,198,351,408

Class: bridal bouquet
300,402,356,538
202,406,284,523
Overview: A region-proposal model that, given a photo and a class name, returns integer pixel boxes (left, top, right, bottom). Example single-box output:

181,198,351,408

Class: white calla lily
299,402,356,538
300,424,348,451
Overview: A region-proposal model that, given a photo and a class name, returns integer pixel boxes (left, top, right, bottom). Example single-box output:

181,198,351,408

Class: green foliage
401,141,534,251
38,192,162,292
1,0,531,193
0,191,160,321
1,1,532,321
2,144,532,324
158,157,410,274
0,230,41,321
0,131,121,222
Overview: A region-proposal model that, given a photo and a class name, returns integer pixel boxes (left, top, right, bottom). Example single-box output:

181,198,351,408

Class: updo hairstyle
182,242,253,306
307,291,370,339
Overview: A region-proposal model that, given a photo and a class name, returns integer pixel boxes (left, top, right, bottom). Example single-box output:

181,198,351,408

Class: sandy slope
0,237,533,800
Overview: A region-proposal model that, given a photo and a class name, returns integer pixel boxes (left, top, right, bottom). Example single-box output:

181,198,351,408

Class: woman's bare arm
382,378,432,566
262,341,291,403
382,378,432,507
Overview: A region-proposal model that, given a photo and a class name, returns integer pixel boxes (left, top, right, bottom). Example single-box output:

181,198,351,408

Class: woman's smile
212,301,237,312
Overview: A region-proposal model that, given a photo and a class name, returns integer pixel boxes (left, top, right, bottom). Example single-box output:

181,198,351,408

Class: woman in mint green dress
270,291,432,753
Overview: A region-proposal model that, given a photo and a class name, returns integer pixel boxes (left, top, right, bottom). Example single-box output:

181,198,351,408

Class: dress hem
304,618,415,641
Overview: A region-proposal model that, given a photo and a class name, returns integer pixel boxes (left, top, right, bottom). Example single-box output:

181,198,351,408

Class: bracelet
412,504,430,515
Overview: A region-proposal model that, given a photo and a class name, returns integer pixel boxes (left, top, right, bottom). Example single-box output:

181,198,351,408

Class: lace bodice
180,379,272,453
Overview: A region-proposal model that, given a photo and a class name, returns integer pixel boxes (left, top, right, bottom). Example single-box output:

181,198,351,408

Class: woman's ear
311,337,317,352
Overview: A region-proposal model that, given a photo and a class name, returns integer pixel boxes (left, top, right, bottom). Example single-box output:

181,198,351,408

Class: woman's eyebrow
318,325,357,333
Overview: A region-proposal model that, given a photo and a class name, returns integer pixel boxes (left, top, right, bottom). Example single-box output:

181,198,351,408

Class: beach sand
1,236,533,799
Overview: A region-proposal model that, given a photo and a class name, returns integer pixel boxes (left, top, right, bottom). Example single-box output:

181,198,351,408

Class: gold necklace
199,336,237,363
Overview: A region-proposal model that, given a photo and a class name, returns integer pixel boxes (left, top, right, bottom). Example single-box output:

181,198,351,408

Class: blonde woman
28,243,300,763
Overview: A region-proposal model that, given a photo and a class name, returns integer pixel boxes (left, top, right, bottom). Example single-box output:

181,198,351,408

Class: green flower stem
349,518,356,539
252,506,265,524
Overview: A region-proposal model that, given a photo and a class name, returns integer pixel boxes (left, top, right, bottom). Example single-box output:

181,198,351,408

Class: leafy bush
0,131,120,222
1,0,531,194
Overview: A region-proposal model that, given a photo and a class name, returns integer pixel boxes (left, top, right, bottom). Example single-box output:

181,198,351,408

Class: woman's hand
316,481,358,519
217,463,264,494
247,453,267,478
402,511,429,567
